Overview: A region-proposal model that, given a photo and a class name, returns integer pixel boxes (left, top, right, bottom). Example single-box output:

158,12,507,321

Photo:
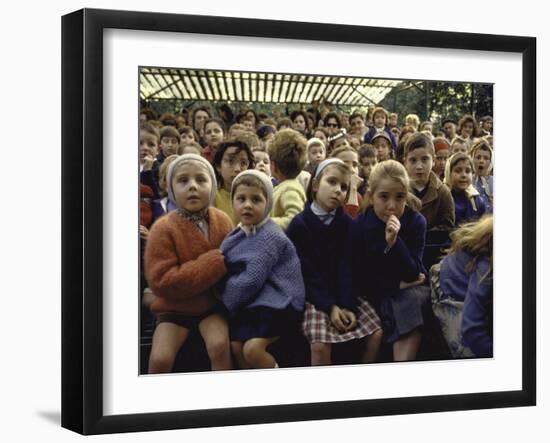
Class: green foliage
380,81,493,128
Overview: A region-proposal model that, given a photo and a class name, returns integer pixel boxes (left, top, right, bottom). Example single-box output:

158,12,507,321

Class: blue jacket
363,126,397,151
473,176,493,214
219,219,305,316
151,197,177,222
452,190,486,225
286,203,355,314
440,250,493,357
350,207,427,308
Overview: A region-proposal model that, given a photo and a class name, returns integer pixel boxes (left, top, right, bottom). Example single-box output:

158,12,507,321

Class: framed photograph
62,8,536,435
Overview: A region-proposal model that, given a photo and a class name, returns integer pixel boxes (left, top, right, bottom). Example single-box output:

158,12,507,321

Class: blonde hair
446,215,493,277
360,159,421,212
268,128,307,179
405,113,420,130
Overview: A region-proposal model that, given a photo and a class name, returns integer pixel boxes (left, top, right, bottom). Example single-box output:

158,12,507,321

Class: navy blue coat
451,190,486,225
350,207,427,309
286,203,355,314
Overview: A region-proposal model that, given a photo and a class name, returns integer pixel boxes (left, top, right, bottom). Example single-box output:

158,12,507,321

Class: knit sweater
287,204,355,314
219,219,305,316
214,188,236,226
350,207,427,308
271,178,306,231
144,208,233,316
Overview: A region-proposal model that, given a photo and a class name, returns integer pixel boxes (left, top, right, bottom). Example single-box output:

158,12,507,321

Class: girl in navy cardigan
350,160,431,361
444,152,486,225
219,170,305,369
287,158,382,366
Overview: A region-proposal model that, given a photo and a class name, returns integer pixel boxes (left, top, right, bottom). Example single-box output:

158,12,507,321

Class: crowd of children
139,103,494,373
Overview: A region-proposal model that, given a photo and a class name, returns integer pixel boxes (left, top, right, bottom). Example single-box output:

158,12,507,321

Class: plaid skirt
302,297,381,344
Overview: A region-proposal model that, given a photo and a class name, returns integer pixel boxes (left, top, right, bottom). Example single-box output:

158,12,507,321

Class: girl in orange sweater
144,154,234,373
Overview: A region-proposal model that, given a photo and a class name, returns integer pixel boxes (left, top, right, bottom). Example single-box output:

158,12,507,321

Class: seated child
268,129,308,230
470,139,493,213
450,136,470,155
430,215,493,358
304,137,326,175
201,118,227,163
350,160,431,361
219,170,305,369
371,132,394,162
287,158,382,365
444,152,486,225
179,141,203,156
144,154,234,373
404,133,455,232
213,139,255,225
139,128,160,196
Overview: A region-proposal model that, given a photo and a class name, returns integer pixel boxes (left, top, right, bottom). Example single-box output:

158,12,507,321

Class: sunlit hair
330,144,357,159
404,132,435,158
268,129,307,179
360,159,422,213
405,113,420,130
158,154,179,195
178,142,202,155
445,215,493,278
233,131,260,151
450,135,470,150
306,162,351,203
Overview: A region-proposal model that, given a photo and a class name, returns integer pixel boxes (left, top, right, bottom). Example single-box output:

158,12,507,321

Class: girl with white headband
219,169,305,369
287,158,382,366
144,154,234,373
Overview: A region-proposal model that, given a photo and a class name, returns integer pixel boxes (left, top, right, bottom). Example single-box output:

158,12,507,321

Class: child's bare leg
198,313,232,370
362,329,383,363
393,329,422,362
242,337,279,369
231,341,249,369
310,342,332,366
148,322,190,374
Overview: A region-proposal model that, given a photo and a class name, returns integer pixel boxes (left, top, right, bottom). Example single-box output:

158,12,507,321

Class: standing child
363,107,398,150
213,139,255,225
220,170,305,369
268,129,308,230
470,139,494,213
430,215,493,357
350,160,431,361
144,154,234,373
444,152,486,225
287,159,382,365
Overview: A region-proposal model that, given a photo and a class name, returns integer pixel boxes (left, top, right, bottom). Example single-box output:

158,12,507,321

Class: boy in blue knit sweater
219,170,305,369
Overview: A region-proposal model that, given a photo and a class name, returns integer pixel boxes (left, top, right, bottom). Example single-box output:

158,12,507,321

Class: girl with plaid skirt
287,158,382,366
350,160,431,361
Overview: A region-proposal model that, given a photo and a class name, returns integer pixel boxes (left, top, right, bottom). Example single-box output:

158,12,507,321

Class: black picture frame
62,8,536,435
